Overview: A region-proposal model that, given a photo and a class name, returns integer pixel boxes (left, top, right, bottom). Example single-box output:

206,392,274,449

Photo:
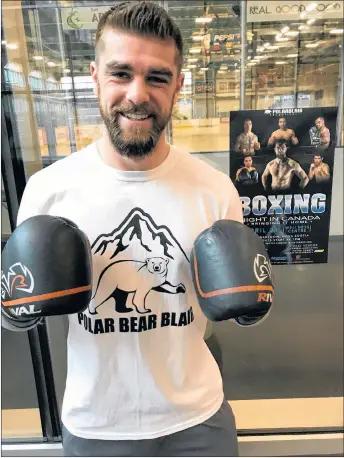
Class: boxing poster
229,107,338,265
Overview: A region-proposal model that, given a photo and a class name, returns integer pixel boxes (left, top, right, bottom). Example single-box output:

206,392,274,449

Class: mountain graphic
91,207,189,263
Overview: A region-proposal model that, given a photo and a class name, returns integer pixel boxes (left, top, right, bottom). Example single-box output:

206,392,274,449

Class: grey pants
62,398,238,456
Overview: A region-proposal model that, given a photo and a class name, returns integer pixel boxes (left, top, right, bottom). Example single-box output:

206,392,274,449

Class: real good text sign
247,1,343,22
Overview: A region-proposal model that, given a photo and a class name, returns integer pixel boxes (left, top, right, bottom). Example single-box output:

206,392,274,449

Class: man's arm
308,163,316,180
234,134,242,153
261,163,271,189
235,168,243,181
294,163,309,188
253,134,260,150
291,130,299,145
268,131,276,145
17,175,45,226
225,180,244,223
321,127,330,145
323,163,330,177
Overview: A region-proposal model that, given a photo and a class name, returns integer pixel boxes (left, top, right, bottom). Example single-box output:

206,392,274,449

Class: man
16,2,242,456
262,140,309,191
308,155,331,183
309,117,331,150
235,155,259,186
234,118,260,155
268,117,299,147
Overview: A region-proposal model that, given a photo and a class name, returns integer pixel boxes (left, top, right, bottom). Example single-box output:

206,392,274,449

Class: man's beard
99,92,173,159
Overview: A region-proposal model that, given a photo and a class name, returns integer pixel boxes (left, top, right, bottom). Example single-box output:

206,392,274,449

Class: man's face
244,120,252,132
275,142,287,158
90,29,184,158
244,157,252,168
279,118,287,129
315,118,324,129
314,156,322,166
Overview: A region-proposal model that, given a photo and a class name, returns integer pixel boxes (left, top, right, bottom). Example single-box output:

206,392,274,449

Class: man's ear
90,61,99,97
173,72,185,105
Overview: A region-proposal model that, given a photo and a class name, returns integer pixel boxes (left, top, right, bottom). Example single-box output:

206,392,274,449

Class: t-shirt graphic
88,208,188,316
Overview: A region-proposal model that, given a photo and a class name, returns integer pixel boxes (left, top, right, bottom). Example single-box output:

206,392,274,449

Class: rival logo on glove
253,254,272,283
1,262,35,300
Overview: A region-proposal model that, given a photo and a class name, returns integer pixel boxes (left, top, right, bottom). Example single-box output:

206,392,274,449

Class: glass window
1,185,43,440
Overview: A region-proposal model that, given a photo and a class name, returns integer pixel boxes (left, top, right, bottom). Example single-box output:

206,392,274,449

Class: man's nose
126,78,150,106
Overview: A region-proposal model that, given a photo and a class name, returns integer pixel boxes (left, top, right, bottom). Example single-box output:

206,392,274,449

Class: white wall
329,147,343,236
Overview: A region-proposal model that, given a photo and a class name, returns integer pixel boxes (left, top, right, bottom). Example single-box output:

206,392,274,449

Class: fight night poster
229,107,338,265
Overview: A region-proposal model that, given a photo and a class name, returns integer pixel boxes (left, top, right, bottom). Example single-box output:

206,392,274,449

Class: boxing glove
190,220,274,326
237,169,252,185
250,170,259,184
1,215,93,331
309,126,321,146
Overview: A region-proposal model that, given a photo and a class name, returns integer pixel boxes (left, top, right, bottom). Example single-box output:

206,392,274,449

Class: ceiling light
306,43,319,47
192,35,204,41
217,70,226,74
47,61,56,67
181,68,190,72
247,62,257,66
330,29,344,34
307,18,316,24
189,47,202,54
63,69,71,73
268,46,279,50
6,43,18,50
306,2,317,11
276,61,286,64
285,31,299,37
200,67,208,71
287,54,298,57
195,17,212,23
254,55,267,59
281,26,290,34
188,58,198,62
32,55,43,60
187,64,197,68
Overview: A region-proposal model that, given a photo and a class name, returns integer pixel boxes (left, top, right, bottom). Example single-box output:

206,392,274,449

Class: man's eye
147,76,168,84
111,72,130,79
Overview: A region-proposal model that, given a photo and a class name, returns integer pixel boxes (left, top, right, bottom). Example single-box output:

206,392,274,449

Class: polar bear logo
89,257,186,315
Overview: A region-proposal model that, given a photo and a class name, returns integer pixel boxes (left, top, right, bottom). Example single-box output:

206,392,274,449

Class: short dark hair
95,1,183,71
275,139,287,145
244,118,252,123
279,117,286,121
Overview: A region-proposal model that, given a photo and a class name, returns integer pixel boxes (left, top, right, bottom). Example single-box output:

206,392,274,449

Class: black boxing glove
1,215,92,331
190,220,274,326
309,126,321,146
237,168,252,185
250,170,259,184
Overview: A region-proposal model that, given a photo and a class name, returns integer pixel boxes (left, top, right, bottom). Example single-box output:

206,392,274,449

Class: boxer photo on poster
229,107,338,265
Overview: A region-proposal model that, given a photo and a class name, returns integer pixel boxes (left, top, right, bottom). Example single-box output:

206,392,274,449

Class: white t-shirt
17,142,243,441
